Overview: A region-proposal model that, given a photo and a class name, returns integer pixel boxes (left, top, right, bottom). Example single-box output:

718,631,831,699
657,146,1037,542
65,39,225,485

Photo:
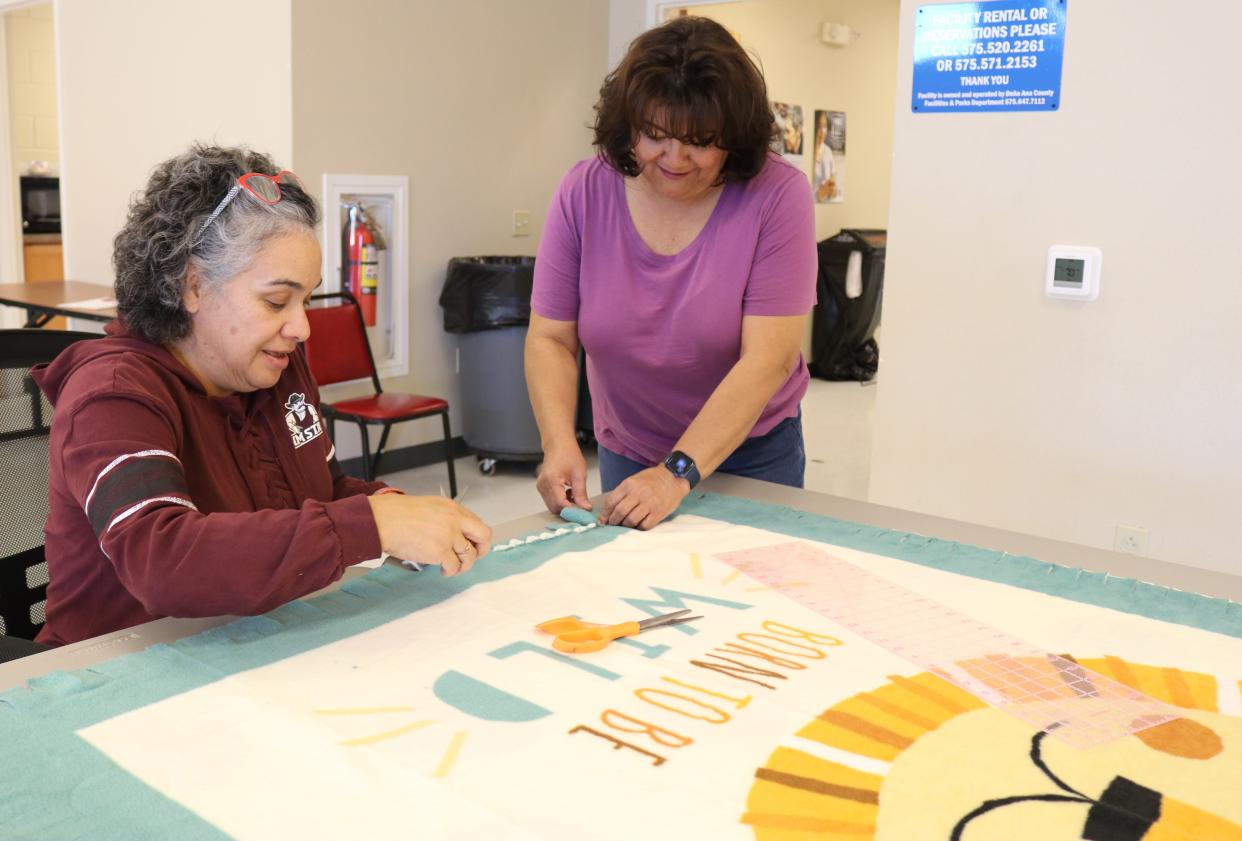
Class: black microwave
20,175,60,234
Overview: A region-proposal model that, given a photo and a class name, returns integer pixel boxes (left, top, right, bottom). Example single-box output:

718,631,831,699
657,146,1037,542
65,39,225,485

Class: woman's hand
368,495,491,576
601,466,689,530
536,443,592,515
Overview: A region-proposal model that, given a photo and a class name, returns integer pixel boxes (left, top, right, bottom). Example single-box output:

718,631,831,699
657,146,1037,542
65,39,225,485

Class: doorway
1,1,62,328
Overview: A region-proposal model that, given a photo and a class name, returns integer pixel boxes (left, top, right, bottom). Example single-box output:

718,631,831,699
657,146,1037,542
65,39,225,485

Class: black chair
0,328,97,659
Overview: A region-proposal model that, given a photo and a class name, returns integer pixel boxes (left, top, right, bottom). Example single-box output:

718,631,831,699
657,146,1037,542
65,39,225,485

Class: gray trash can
440,257,541,475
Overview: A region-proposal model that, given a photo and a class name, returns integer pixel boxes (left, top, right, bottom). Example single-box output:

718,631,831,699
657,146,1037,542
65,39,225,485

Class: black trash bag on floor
808,229,886,382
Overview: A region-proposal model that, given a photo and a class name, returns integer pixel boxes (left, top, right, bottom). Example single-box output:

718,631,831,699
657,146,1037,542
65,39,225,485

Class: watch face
665,451,699,488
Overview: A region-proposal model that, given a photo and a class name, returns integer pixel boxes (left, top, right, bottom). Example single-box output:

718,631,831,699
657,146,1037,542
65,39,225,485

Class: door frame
0,0,59,309
645,0,743,27
0,11,20,300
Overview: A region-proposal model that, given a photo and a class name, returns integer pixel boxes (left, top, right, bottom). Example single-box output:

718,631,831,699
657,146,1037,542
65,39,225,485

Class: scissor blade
637,609,697,631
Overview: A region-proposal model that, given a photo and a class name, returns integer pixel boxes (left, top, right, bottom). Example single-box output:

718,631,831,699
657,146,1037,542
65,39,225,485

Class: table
4,477,1241,840
2,474,1239,693
0,279,116,327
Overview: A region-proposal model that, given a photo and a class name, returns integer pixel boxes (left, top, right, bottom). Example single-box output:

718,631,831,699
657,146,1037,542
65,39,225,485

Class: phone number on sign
935,55,1038,72
928,39,1047,57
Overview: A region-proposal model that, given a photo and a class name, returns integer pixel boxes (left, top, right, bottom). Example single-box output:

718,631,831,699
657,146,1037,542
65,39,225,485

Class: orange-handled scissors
536,609,702,653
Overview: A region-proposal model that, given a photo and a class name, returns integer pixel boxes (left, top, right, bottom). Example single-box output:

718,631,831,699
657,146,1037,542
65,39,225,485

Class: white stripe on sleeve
103,495,199,535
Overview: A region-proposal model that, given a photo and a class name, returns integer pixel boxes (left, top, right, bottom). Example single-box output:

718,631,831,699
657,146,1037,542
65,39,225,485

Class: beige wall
871,0,1242,574
5,3,57,173
57,0,292,283
688,0,898,239
292,0,609,458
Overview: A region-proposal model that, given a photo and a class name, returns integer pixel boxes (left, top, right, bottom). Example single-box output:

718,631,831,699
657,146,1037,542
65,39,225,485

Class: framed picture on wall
771,102,805,168
813,109,846,204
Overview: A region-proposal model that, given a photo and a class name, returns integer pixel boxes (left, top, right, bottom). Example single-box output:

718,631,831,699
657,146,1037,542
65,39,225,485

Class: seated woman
33,144,490,646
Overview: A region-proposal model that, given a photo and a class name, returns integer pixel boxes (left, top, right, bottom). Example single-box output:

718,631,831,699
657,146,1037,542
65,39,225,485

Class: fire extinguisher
341,203,383,326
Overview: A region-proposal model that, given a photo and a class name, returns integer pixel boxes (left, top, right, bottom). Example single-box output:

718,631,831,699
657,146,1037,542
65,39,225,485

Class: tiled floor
382,378,878,526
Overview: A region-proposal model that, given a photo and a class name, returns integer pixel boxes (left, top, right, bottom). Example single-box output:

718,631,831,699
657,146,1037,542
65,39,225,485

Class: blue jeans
598,411,806,492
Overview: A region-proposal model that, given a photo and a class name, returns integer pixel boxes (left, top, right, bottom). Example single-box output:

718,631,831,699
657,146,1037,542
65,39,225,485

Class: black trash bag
440,256,535,333
808,229,886,382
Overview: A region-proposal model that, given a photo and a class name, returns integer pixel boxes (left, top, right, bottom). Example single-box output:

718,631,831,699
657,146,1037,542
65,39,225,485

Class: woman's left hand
601,466,690,530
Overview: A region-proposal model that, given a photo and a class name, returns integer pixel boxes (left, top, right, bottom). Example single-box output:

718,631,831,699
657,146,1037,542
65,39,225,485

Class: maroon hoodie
31,326,387,645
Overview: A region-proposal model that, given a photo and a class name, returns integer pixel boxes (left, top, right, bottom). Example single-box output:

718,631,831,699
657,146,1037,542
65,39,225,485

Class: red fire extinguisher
342,203,382,326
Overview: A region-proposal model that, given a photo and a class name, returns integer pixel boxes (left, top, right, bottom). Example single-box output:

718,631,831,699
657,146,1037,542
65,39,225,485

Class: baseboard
338,436,470,479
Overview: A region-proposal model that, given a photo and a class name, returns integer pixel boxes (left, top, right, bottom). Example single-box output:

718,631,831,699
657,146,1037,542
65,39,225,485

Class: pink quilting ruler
715,541,1180,749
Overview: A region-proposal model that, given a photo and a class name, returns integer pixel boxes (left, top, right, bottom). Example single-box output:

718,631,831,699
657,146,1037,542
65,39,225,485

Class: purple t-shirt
532,153,817,465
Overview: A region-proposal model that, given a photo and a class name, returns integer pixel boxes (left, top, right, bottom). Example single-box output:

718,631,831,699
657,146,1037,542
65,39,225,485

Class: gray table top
3,474,1238,692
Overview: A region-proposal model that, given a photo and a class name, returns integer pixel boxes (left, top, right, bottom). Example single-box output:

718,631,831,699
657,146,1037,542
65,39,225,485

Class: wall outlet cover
1114,525,1149,556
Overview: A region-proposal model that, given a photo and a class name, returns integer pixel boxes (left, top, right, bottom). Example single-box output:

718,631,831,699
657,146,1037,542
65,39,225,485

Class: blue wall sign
913,0,1066,113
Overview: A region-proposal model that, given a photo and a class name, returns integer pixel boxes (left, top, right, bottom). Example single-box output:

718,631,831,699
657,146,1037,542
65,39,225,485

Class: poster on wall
771,102,804,168
812,110,846,203
912,0,1066,113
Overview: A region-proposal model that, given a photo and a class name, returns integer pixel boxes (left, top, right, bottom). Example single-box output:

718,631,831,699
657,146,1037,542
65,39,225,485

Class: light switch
512,210,532,237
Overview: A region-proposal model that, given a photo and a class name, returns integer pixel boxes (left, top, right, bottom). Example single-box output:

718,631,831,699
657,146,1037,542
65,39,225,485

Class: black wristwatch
662,450,701,489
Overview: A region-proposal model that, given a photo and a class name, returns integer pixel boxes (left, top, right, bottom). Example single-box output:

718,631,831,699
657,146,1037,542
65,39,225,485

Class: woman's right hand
367,495,491,576
536,443,591,515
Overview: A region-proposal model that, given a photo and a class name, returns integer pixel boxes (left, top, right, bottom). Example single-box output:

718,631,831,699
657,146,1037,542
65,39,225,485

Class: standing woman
33,144,489,646
526,16,817,529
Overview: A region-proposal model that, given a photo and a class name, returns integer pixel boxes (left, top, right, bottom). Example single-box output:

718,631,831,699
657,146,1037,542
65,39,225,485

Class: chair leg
372,424,392,480
357,422,374,481
441,410,458,498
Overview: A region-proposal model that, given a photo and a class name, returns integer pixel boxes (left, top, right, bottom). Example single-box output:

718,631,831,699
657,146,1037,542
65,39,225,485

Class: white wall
871,0,1242,574
56,0,292,283
684,0,898,240
5,3,56,173
292,0,609,459
0,14,19,297
609,0,648,67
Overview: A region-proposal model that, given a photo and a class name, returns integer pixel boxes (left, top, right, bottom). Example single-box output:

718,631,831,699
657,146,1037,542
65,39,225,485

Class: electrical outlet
1114,525,1149,556
512,210,532,237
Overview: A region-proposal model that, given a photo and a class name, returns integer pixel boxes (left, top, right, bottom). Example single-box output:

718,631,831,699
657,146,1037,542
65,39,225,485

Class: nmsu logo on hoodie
283,393,323,449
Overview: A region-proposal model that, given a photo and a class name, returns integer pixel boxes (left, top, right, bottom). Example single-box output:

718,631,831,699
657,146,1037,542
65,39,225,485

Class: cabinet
23,241,62,282
23,240,65,327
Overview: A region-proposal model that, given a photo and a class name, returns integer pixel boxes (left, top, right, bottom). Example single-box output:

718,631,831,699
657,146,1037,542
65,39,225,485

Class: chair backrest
304,292,381,391
0,328,98,639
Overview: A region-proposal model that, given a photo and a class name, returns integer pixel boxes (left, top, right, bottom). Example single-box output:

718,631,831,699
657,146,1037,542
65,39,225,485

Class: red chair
304,292,457,495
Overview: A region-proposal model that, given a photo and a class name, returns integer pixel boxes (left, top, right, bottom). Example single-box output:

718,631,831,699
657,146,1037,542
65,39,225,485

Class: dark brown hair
593,16,776,183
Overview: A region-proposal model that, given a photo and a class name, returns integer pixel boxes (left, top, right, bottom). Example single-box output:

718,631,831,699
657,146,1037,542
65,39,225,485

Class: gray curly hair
113,143,319,345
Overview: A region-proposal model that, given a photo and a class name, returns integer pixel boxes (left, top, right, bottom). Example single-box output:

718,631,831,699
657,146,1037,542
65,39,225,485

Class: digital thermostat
1045,245,1101,301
